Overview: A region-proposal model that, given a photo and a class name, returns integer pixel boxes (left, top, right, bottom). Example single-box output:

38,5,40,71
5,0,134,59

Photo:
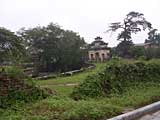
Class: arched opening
95,52,100,61
90,54,94,60
102,53,105,61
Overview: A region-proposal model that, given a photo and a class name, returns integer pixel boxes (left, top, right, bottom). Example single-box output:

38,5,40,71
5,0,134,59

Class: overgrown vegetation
0,96,122,120
0,61,160,120
0,66,51,108
0,81,160,120
71,59,160,99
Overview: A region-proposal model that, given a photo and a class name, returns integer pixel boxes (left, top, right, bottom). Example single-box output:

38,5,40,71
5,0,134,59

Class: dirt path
41,83,79,87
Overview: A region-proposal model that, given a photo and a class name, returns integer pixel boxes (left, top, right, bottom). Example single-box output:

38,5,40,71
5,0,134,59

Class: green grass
36,62,105,86
37,62,106,96
102,82,160,108
42,85,75,96
0,82,160,120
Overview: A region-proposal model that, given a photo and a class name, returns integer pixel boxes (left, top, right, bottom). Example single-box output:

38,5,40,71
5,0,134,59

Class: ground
138,110,160,120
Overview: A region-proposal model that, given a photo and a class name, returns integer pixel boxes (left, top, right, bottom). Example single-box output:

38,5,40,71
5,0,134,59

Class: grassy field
37,62,106,95
1,61,160,120
0,82,160,120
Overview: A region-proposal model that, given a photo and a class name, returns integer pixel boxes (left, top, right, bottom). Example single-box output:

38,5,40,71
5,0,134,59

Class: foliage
50,85,75,96
71,75,105,99
107,11,152,58
130,46,145,59
107,11,152,41
145,28,160,45
0,87,49,109
145,47,160,59
62,100,121,120
37,63,106,97
0,96,122,120
0,27,26,63
72,59,160,99
3,66,25,79
128,45,160,60
19,23,85,72
116,40,133,58
142,28,160,59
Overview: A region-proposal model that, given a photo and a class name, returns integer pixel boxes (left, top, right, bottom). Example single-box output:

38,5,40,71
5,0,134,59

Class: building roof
90,40,108,46
89,36,110,50
95,36,102,40
89,47,110,50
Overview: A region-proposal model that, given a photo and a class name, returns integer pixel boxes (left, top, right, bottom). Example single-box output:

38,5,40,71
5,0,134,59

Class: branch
106,22,123,32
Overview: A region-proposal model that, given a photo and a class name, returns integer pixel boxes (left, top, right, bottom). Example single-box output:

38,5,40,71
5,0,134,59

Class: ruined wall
0,74,29,96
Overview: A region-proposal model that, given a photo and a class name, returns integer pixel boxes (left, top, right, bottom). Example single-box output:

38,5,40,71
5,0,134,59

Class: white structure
88,37,110,62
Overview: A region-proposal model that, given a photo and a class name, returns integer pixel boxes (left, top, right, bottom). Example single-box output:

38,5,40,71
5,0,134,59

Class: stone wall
0,73,29,96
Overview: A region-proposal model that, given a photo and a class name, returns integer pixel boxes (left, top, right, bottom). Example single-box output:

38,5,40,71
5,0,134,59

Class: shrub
2,66,25,79
71,75,105,99
0,87,50,108
72,59,160,99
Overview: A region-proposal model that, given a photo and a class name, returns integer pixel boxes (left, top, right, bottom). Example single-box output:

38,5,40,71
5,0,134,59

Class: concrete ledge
108,101,160,120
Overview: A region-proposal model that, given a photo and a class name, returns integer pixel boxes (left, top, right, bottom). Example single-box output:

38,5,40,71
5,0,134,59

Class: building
134,43,159,49
88,36,110,62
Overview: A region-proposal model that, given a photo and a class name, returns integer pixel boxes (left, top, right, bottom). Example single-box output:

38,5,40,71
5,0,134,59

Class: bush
1,66,25,79
72,59,160,99
0,87,50,108
71,75,105,99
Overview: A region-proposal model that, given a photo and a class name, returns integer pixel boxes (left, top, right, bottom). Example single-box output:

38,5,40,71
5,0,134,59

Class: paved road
138,110,160,120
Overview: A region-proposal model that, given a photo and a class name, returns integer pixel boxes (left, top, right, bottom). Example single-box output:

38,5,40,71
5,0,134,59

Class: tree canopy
107,11,152,57
145,28,160,45
107,11,152,41
19,23,85,72
0,27,26,63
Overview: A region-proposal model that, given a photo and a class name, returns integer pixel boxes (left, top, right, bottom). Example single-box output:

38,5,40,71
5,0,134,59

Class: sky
0,0,160,47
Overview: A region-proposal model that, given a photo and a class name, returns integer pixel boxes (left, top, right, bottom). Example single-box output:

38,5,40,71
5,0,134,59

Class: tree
143,28,160,59
145,28,160,46
145,47,160,59
107,11,152,57
56,30,85,71
116,40,133,58
19,23,85,72
130,46,145,59
0,27,26,64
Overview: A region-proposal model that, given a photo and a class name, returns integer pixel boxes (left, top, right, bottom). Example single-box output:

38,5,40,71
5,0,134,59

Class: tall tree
107,11,152,57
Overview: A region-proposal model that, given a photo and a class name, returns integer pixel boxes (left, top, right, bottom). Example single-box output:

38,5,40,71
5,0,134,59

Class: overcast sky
1,0,160,46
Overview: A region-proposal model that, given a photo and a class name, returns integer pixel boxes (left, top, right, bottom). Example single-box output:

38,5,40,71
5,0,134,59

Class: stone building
88,37,110,62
